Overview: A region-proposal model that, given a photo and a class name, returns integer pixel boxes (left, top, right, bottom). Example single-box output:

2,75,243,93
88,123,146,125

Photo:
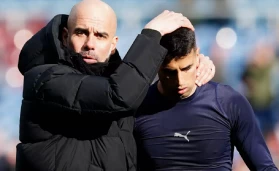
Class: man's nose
176,71,185,87
84,34,96,50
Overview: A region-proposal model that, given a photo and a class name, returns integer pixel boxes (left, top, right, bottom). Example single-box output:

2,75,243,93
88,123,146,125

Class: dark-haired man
134,27,278,171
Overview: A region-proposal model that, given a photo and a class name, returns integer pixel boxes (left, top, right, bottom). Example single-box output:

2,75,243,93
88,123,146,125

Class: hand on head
145,10,194,36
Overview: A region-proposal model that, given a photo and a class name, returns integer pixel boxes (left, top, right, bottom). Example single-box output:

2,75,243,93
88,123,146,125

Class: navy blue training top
134,81,278,171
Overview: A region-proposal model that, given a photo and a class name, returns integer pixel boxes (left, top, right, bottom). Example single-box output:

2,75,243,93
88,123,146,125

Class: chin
180,93,190,99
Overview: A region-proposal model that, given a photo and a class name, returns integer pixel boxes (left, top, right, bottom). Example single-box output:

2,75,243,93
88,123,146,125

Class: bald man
16,1,214,171
63,0,119,64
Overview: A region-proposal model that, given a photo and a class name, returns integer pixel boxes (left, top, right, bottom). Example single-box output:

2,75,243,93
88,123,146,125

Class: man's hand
196,54,215,86
145,10,194,36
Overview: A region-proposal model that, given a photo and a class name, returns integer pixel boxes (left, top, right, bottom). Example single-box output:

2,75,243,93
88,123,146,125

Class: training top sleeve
217,84,278,171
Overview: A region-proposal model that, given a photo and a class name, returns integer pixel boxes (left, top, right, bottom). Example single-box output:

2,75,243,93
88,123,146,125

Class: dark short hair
160,27,196,65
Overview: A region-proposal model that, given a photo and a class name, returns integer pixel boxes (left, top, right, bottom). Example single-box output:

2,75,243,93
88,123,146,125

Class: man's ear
62,27,69,46
110,36,118,54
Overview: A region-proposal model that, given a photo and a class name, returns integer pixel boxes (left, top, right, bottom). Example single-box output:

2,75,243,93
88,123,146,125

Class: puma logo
174,131,191,142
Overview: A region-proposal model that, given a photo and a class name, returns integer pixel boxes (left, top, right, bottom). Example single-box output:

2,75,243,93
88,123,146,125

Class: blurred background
0,0,279,170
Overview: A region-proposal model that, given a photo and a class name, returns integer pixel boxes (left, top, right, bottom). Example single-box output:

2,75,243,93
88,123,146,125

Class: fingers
196,54,205,77
172,13,194,31
195,61,204,86
179,17,195,31
196,55,215,86
163,10,169,13
167,11,175,15
145,10,194,36
198,67,212,86
206,62,216,82
161,11,194,31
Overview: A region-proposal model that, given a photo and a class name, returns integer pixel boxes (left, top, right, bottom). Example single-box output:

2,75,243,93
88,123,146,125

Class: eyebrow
164,64,193,71
96,31,109,38
73,27,109,37
74,27,89,34
162,68,177,74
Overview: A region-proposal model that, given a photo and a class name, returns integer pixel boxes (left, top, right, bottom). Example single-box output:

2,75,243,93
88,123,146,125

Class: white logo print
174,131,191,142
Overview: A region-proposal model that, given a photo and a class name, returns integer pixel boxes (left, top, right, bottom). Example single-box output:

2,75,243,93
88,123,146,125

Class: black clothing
16,14,167,171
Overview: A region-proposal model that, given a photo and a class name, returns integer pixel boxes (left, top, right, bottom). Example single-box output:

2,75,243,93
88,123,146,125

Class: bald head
68,0,117,35
62,0,119,64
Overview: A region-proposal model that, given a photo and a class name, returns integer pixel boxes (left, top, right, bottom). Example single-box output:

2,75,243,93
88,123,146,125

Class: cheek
70,37,84,52
158,73,175,89
158,72,169,84
96,41,112,61
97,42,111,53
188,69,198,82
180,69,197,85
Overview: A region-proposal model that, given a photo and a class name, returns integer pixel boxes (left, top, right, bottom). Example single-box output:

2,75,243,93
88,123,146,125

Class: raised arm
23,11,195,118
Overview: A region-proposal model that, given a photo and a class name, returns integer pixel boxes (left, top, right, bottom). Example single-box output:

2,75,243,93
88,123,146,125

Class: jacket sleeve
218,85,278,171
23,30,167,117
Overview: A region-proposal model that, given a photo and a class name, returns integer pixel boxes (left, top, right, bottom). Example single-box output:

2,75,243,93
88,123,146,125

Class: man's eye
96,33,105,38
76,31,83,35
164,70,176,75
182,66,192,72
75,30,85,35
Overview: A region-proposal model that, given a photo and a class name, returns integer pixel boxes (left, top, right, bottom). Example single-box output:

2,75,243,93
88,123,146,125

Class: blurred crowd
0,0,278,170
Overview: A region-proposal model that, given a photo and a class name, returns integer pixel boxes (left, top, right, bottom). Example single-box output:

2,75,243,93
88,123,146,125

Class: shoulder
24,64,81,84
214,82,252,121
199,81,219,95
22,64,82,99
215,83,245,102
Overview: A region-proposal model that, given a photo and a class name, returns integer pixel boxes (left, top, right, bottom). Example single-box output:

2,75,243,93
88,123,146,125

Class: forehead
70,11,112,32
163,52,196,69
